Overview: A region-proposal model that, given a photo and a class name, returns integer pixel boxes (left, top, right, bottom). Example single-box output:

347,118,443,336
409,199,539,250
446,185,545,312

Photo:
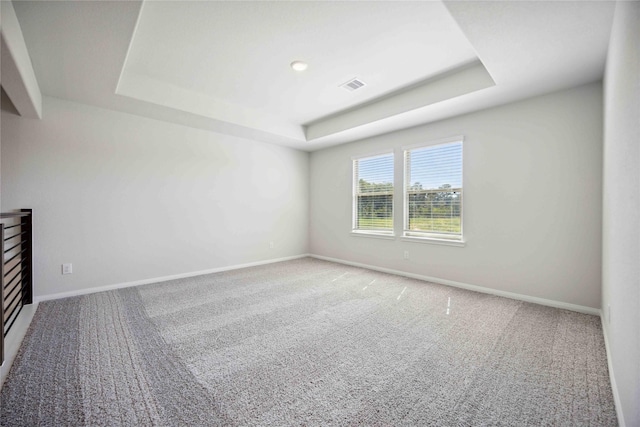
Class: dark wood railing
1,209,33,365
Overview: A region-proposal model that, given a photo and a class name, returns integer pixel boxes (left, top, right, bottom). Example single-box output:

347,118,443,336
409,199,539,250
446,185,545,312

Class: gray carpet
0,257,617,426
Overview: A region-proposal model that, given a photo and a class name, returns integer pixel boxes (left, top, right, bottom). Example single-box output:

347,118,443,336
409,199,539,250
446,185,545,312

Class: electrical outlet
269,241,274,249
62,263,73,275
403,250,409,260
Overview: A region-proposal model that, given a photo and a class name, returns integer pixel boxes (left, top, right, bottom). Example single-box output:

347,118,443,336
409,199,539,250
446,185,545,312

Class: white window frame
402,136,464,246
351,151,395,238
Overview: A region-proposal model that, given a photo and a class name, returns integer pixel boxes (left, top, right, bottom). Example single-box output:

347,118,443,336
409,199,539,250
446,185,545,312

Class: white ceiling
11,1,616,151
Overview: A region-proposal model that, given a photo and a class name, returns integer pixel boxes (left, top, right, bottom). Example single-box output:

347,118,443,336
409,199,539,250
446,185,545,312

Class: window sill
401,236,466,247
351,231,396,240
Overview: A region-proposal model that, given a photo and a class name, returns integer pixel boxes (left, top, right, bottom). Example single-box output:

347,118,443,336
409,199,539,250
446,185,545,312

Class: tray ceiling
11,1,615,150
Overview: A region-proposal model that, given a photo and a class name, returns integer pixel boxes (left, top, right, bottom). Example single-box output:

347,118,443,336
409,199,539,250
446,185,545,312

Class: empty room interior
0,0,638,425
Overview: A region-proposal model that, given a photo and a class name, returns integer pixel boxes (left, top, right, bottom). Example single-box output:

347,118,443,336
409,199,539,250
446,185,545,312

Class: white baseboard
600,313,626,427
309,254,600,316
1,303,39,389
35,254,311,302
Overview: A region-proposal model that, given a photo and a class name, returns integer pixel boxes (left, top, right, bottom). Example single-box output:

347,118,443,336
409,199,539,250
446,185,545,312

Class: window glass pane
354,153,394,233
405,141,462,240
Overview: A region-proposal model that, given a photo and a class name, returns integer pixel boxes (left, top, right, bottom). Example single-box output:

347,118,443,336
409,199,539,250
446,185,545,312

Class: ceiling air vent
340,78,366,92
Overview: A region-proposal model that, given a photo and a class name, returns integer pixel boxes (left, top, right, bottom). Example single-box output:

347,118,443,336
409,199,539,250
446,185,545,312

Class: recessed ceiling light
290,61,308,72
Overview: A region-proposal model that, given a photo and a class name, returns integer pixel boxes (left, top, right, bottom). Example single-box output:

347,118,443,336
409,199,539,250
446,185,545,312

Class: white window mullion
404,150,411,233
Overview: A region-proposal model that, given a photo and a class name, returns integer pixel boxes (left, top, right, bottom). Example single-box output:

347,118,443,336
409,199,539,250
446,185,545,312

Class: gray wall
1,97,309,299
310,82,603,309
602,2,640,426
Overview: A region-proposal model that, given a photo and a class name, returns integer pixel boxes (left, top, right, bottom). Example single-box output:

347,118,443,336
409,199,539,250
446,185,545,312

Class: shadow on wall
1,88,21,116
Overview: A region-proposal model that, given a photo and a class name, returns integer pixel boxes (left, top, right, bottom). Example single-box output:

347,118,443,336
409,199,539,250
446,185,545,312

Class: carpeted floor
0,257,617,426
